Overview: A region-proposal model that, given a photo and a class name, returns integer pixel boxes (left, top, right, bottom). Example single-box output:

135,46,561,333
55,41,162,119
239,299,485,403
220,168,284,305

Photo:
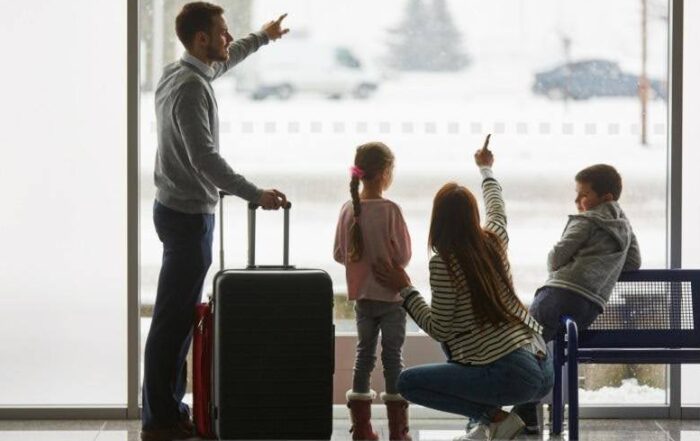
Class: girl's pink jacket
334,199,412,302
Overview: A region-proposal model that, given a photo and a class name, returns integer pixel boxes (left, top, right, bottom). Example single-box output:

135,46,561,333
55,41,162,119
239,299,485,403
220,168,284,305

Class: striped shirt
401,169,543,365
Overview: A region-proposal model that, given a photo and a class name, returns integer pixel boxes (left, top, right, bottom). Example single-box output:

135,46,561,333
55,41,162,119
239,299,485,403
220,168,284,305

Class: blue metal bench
551,269,700,440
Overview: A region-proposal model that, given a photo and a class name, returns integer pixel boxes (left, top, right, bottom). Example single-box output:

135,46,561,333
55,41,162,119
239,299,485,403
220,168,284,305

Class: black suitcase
212,194,334,440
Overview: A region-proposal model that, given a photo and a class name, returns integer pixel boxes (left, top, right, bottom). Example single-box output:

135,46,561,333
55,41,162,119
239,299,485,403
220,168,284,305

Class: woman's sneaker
453,423,489,441
488,412,525,440
512,403,540,435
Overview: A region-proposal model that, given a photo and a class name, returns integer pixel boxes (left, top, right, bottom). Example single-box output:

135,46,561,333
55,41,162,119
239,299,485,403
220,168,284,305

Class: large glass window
0,1,127,405
139,0,669,406
681,0,700,407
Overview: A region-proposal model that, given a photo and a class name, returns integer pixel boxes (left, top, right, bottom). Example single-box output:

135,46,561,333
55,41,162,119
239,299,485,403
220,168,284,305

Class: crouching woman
373,144,553,440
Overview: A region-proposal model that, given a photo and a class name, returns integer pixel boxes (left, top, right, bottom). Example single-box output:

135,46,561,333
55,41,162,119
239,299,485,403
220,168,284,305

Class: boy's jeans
353,299,407,394
397,348,554,422
512,286,603,425
529,286,602,342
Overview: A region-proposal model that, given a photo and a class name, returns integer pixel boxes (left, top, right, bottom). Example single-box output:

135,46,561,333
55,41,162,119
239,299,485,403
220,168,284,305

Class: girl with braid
334,142,412,441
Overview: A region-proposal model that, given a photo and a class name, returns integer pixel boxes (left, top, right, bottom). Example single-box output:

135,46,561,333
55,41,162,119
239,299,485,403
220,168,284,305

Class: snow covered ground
580,378,666,404
139,80,669,305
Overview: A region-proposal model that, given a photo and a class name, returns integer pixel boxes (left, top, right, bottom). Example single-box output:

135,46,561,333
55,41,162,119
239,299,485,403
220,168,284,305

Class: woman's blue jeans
397,347,554,423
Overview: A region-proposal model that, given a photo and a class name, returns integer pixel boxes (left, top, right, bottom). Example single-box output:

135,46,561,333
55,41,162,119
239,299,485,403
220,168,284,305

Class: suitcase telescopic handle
247,201,292,269
219,191,229,271
218,191,293,270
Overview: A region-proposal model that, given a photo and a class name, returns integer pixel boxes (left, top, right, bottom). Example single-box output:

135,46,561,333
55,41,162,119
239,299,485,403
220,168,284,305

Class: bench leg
566,318,579,441
552,330,564,435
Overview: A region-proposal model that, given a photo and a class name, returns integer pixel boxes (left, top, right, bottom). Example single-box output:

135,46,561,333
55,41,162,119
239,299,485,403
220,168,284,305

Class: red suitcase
193,301,215,439
192,191,260,439
193,191,229,439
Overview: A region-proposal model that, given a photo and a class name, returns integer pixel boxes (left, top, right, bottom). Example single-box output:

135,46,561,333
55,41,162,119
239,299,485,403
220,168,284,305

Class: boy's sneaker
488,412,525,440
453,423,489,441
512,403,540,435
522,424,540,435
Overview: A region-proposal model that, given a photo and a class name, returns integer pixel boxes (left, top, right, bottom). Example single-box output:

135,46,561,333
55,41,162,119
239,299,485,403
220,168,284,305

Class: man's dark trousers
142,201,215,430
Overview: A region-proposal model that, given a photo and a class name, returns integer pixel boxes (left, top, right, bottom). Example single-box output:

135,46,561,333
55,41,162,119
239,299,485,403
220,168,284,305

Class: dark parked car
533,59,667,100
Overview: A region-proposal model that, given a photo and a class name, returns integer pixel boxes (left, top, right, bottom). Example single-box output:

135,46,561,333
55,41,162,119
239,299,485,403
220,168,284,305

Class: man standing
142,3,289,440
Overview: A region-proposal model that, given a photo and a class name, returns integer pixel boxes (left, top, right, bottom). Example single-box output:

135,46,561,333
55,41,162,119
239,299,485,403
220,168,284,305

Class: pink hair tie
350,166,365,179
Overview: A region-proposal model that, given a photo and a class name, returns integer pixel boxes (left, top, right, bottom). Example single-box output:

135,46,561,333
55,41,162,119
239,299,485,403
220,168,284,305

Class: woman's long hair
428,183,525,326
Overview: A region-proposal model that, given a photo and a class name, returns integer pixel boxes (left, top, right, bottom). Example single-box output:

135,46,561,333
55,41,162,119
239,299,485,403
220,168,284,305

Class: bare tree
385,0,469,72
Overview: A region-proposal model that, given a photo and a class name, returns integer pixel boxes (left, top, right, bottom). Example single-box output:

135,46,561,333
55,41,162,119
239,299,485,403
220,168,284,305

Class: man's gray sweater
154,32,269,214
544,201,642,309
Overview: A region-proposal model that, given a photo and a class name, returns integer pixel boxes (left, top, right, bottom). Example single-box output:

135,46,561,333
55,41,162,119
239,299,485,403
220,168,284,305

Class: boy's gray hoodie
544,201,641,310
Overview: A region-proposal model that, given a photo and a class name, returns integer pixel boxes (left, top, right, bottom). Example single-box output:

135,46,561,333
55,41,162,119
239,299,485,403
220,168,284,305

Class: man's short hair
176,2,224,49
575,164,623,200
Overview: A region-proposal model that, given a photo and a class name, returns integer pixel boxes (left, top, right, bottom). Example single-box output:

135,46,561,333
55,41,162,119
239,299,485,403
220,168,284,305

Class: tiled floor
0,419,699,441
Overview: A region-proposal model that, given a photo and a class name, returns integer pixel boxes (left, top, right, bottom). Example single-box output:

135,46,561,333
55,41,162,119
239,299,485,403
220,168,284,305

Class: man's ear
602,193,614,202
194,30,209,47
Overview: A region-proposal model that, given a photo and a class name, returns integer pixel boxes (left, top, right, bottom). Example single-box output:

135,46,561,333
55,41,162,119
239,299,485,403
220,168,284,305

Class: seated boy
516,163,641,434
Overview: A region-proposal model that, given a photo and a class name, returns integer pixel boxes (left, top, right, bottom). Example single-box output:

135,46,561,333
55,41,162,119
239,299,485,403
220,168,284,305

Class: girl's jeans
353,299,407,394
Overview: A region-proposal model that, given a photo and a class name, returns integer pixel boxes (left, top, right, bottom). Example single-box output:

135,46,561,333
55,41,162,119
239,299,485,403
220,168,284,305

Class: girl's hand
474,134,494,167
372,260,411,291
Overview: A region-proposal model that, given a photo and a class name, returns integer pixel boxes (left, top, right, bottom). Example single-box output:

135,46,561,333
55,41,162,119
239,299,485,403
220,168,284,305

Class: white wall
0,1,127,405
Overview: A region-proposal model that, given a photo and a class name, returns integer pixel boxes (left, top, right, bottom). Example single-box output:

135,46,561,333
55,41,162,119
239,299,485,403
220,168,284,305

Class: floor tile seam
654,419,677,441
93,421,107,441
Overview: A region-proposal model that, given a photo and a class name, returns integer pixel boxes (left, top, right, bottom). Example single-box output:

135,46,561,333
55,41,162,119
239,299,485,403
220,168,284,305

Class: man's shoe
179,417,195,434
141,420,194,441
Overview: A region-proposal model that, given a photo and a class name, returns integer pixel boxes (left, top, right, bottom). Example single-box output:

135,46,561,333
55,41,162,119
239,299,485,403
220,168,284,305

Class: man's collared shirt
181,52,215,79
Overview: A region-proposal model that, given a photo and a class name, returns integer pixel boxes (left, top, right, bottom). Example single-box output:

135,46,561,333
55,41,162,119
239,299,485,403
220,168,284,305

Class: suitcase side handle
247,201,292,269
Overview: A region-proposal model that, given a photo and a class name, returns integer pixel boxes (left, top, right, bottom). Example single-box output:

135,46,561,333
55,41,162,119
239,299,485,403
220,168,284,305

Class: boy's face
575,181,612,212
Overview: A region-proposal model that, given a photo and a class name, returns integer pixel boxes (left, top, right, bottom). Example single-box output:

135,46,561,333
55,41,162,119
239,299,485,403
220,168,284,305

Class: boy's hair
176,2,224,50
348,142,394,262
575,164,622,200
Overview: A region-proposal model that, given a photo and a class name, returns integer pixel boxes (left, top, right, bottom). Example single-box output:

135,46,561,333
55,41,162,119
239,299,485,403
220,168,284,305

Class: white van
235,41,380,100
